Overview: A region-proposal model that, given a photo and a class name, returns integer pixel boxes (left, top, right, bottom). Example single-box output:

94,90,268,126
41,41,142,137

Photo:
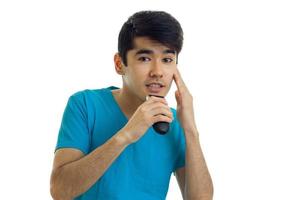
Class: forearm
51,129,130,200
184,127,213,200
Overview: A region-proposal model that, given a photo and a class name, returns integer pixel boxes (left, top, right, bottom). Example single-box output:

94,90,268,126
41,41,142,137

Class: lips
145,81,166,94
146,83,164,93
145,82,164,87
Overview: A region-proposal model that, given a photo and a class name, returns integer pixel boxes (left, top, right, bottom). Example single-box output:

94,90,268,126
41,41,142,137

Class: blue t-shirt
55,86,186,200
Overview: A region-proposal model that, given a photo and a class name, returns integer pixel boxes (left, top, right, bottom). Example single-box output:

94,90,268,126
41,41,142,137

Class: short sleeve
172,121,186,175
55,93,90,155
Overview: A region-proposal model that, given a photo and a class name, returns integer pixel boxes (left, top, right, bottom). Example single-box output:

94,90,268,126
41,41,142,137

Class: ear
114,53,125,75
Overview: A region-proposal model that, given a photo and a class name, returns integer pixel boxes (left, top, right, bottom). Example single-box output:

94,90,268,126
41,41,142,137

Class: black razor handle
149,95,170,135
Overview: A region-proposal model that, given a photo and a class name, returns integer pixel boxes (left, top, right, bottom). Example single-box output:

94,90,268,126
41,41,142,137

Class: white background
0,0,299,199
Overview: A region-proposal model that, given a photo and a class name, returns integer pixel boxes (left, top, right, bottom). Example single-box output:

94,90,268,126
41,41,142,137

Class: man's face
122,37,177,100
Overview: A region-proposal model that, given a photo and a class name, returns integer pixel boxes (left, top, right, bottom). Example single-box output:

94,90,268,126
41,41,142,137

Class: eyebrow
134,49,176,56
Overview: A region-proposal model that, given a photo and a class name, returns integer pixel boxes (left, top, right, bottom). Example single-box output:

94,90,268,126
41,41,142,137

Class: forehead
131,37,175,54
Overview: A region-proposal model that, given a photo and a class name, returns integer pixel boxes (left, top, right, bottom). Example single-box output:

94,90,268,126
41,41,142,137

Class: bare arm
50,96,172,200
172,67,213,199
184,127,213,200
50,128,130,200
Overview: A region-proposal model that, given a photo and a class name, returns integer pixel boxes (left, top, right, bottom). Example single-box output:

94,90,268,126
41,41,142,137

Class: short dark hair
118,10,184,66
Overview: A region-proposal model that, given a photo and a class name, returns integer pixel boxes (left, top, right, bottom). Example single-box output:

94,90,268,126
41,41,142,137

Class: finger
146,94,164,101
174,70,191,98
146,101,170,111
151,107,173,119
148,94,164,98
153,115,173,123
173,68,186,93
146,95,168,105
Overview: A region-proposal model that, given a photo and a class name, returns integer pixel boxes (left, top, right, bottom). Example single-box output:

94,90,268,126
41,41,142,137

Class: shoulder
67,88,105,104
63,89,104,114
70,89,101,99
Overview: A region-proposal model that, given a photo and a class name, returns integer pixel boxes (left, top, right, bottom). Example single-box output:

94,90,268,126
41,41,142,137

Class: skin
172,66,214,200
114,36,213,199
112,36,176,119
50,36,213,200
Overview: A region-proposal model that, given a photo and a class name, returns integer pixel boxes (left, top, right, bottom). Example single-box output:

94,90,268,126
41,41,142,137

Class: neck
113,86,145,119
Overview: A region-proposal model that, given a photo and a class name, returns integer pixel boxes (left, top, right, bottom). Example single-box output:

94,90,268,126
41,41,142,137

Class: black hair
118,10,184,66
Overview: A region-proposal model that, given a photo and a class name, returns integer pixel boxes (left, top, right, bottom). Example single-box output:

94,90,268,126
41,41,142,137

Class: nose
149,61,163,78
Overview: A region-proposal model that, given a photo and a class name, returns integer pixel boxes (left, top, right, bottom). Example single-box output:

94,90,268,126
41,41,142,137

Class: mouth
145,83,165,93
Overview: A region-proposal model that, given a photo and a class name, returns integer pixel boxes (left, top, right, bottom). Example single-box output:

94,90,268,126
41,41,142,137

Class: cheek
128,71,147,86
163,75,174,88
167,68,176,78
133,69,150,81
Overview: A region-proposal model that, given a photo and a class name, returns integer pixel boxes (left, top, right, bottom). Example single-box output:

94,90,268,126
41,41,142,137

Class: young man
50,11,213,200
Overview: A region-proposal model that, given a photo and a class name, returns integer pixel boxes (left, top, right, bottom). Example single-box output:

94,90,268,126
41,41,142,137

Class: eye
138,57,151,62
163,58,174,63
